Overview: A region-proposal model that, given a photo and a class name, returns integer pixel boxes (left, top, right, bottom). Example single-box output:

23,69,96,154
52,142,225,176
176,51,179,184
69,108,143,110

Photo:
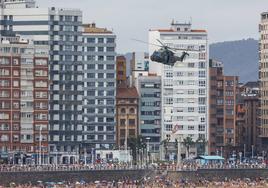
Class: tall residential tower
259,12,268,150
149,22,209,160
0,0,84,164
82,23,117,151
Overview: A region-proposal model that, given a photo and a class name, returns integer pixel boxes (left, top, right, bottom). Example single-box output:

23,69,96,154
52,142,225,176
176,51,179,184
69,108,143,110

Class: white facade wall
149,23,209,158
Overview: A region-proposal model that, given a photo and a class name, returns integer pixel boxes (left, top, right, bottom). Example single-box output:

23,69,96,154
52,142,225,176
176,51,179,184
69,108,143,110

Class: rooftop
83,23,113,34
117,87,139,99
150,21,207,33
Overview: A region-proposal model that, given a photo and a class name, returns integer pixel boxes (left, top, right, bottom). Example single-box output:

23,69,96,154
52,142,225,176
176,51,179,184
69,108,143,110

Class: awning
194,155,224,160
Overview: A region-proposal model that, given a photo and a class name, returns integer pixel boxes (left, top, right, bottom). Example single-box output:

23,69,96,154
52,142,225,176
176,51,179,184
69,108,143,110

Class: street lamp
251,145,254,158
39,126,42,165
146,137,150,164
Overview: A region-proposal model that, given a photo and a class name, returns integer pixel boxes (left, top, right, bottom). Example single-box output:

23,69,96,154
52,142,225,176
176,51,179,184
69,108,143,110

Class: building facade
82,23,117,151
136,75,161,159
131,52,149,82
0,37,49,164
259,12,268,150
149,22,209,160
116,56,127,86
236,82,261,155
0,0,84,164
116,87,139,148
209,59,239,157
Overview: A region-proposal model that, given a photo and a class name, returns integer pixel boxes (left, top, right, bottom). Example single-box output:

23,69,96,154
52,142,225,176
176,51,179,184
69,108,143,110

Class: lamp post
55,148,58,167
39,126,42,165
146,137,150,164
251,145,254,158
244,144,246,158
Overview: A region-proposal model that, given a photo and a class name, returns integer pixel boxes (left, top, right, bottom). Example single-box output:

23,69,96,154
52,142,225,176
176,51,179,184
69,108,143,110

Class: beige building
259,12,268,149
116,87,139,148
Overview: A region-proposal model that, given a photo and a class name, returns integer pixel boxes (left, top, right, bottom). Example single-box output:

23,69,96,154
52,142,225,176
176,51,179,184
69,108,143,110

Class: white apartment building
149,22,209,160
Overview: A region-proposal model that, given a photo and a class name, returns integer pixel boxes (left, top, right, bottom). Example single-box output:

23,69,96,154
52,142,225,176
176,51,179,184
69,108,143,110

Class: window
87,38,95,43
107,47,114,52
87,73,95,78
107,56,115,61
165,124,173,131
35,70,48,77
0,80,10,87
0,69,10,76
87,47,95,52
88,64,95,69
0,57,10,65
0,91,9,98
35,91,47,98
188,63,195,68
98,73,104,78
98,64,104,70
129,119,135,125
98,56,104,61
35,81,47,88
107,73,114,78
107,38,114,43
106,64,114,70
107,90,114,96
121,108,126,114
120,119,126,126
98,82,104,87
129,108,135,114
98,47,104,52
107,82,114,87
98,38,104,43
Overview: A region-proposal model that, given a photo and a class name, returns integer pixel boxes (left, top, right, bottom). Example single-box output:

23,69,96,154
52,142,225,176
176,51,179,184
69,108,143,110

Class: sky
37,0,268,53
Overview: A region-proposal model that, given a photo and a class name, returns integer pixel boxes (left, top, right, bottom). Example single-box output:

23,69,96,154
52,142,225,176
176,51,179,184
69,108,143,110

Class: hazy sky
37,0,268,53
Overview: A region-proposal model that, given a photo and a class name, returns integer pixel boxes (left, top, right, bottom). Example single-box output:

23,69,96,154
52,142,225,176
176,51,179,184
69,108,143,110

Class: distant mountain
209,38,258,83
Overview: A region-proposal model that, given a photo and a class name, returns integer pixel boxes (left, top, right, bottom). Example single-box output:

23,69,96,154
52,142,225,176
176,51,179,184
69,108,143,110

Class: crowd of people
0,163,149,172
2,176,268,187
0,160,267,172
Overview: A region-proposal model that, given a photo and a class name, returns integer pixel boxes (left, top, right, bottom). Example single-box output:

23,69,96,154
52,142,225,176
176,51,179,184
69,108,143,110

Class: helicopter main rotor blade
131,38,162,48
156,39,200,51
156,39,166,47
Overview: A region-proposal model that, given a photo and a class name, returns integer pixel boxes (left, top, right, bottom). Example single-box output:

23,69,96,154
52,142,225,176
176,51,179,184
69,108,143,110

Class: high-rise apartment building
82,23,117,151
0,36,49,164
209,59,238,156
136,75,161,159
259,12,268,150
0,0,84,164
149,22,209,159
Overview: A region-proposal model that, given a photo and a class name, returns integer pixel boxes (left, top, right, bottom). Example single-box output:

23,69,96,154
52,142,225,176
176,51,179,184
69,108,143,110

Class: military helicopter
133,39,198,66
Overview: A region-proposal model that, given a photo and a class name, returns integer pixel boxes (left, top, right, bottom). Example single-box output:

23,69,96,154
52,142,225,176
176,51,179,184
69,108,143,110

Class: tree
127,135,146,162
182,136,194,159
196,137,207,155
160,138,170,160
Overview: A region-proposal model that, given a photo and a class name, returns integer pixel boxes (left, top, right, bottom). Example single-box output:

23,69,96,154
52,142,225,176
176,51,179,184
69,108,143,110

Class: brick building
0,37,49,164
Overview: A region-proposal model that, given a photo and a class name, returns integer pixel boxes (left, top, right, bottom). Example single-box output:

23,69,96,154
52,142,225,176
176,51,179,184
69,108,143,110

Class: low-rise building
116,87,139,148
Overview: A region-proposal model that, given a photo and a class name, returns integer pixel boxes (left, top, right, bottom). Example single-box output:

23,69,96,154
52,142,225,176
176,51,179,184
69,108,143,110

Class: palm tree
127,135,146,162
160,138,170,160
182,136,194,159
